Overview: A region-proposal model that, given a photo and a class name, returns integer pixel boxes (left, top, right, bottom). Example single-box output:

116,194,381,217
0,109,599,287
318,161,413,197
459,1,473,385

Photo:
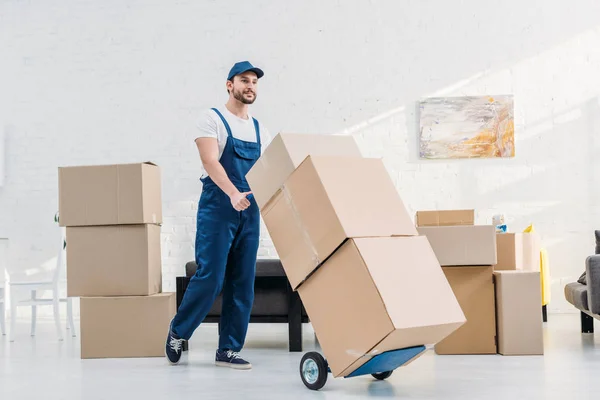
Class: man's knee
191,266,225,295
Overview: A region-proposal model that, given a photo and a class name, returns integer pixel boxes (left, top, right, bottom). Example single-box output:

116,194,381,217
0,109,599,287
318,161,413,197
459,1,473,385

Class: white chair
8,228,75,341
0,238,7,335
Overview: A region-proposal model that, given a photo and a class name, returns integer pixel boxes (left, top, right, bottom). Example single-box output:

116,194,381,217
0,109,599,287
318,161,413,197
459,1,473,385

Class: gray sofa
564,231,600,332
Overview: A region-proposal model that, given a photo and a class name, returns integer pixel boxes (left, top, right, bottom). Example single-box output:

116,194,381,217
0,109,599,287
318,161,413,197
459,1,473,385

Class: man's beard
233,89,256,105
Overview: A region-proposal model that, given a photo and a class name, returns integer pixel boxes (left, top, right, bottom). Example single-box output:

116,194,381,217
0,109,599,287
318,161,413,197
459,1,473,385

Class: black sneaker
165,330,184,365
215,349,252,370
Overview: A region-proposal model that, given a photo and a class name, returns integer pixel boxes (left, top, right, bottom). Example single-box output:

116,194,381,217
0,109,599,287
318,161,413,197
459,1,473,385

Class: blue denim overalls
171,108,261,352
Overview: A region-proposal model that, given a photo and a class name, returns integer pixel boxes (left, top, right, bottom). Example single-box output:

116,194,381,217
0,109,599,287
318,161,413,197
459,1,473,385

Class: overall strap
211,108,233,138
252,117,261,146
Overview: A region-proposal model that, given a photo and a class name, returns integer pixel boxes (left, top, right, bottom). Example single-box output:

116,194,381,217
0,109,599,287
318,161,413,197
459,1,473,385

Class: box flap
416,210,475,227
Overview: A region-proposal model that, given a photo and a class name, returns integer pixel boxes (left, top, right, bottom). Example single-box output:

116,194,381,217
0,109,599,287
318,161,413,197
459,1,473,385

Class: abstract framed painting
419,95,515,159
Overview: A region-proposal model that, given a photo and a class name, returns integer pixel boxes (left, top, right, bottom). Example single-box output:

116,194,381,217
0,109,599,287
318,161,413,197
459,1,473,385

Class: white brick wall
1,0,600,317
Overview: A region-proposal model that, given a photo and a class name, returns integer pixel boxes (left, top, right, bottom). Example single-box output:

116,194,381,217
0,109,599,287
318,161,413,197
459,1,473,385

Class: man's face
228,72,258,104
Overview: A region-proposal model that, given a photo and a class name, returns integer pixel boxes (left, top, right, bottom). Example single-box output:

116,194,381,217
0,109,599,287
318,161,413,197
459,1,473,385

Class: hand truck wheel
300,352,328,390
372,370,393,380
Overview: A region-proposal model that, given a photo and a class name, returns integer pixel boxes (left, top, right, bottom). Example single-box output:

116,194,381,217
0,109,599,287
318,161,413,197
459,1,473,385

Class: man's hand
196,138,249,207
230,191,252,211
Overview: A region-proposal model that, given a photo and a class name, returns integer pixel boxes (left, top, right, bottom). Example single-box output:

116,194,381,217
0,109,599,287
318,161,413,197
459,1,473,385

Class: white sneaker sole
215,361,252,370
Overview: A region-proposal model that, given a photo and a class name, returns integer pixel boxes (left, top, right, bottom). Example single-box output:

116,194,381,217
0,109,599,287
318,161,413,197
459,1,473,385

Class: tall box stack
58,162,176,359
494,232,544,355
416,210,498,355
247,134,466,378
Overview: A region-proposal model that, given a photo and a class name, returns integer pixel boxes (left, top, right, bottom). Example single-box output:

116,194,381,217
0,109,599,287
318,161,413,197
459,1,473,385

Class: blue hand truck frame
299,345,427,390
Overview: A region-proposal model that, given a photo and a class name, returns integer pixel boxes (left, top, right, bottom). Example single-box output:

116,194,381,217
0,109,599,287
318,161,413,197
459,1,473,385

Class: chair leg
52,294,63,341
31,290,37,337
542,305,548,323
67,298,76,337
581,311,594,333
9,290,17,342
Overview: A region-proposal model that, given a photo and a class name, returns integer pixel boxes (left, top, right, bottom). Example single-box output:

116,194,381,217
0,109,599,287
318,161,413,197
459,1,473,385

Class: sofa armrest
586,255,600,314
185,261,197,278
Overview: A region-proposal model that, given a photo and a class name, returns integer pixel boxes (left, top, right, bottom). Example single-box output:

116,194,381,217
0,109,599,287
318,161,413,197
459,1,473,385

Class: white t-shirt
194,106,271,163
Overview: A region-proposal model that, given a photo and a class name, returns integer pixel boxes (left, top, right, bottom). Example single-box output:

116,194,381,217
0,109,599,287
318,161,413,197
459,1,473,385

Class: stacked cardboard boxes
416,210,498,355
494,230,544,355
58,162,176,359
247,133,466,378
417,209,544,356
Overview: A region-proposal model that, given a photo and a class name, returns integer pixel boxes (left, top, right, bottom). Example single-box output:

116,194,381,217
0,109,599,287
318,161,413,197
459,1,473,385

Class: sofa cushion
586,255,600,314
564,282,589,311
255,259,286,277
578,272,587,285
596,230,600,254
185,259,286,278
207,283,289,317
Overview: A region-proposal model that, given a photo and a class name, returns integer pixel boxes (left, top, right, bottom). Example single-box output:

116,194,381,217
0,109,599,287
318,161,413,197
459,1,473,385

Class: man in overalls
165,61,270,370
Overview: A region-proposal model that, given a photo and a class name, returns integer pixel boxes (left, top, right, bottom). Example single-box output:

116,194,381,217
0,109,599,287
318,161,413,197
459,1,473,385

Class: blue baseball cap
227,61,264,81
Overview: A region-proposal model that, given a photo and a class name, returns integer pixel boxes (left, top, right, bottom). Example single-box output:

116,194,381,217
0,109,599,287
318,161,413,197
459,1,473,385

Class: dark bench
176,258,309,352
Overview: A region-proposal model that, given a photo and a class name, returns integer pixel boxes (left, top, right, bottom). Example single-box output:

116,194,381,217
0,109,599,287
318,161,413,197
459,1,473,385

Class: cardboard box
494,271,544,355
416,226,497,266
66,225,162,297
297,236,466,377
495,233,542,271
59,162,162,227
80,293,176,359
435,266,497,355
246,133,362,209
263,155,418,289
416,210,475,227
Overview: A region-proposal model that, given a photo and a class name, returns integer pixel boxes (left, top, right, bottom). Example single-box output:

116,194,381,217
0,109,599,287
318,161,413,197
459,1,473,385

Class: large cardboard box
58,162,162,227
417,226,497,266
495,233,542,271
263,155,418,289
435,266,497,355
80,293,176,359
66,225,162,297
416,210,475,227
246,133,362,209
297,236,466,378
494,271,544,355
